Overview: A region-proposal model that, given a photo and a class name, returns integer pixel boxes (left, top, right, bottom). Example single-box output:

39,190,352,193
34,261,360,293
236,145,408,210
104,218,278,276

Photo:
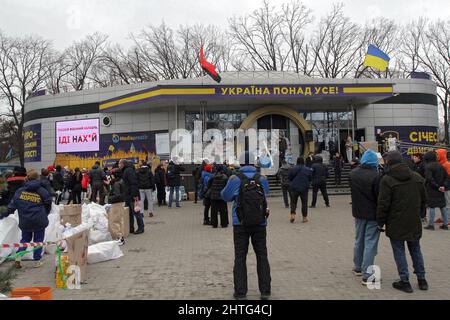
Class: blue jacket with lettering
220,166,269,226
2,180,52,232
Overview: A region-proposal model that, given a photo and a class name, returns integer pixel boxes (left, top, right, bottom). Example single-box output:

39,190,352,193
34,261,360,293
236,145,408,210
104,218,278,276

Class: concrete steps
267,163,351,197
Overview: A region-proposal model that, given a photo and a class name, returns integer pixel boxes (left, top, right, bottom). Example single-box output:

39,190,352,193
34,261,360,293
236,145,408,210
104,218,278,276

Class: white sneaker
33,260,44,268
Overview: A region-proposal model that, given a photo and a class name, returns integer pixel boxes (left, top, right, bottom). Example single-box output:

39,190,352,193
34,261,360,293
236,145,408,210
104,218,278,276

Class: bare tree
229,0,287,71
65,32,108,91
281,0,313,74
0,32,53,165
310,3,362,78
354,17,400,78
397,18,428,76
418,20,450,143
45,50,77,94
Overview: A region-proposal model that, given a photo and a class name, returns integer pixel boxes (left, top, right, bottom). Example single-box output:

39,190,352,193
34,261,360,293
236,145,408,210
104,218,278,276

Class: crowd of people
0,158,188,267
349,148,450,293
0,146,449,298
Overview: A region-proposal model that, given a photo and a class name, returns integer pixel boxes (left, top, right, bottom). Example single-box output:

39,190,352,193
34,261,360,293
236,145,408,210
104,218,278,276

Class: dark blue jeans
126,200,145,232
17,229,45,261
233,226,271,296
390,239,426,281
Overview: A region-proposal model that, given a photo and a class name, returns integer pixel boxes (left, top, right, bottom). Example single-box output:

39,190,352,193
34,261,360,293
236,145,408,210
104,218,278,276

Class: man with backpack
277,160,293,208
221,154,271,300
207,164,229,228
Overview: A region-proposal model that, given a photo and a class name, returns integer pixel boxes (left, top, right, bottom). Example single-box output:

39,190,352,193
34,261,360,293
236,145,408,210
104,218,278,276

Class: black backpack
236,172,267,227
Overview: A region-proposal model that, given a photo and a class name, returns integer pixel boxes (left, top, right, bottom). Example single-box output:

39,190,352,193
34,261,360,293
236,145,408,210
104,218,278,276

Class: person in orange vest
436,149,450,227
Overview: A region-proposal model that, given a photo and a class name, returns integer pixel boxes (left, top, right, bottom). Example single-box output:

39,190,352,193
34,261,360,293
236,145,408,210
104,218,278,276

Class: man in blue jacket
0,170,52,268
221,157,271,300
288,157,312,223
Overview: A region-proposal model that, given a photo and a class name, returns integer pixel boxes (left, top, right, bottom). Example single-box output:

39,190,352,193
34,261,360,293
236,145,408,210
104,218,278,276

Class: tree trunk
17,125,24,167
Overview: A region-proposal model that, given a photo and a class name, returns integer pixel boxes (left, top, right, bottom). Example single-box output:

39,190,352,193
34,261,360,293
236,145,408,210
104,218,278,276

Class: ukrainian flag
363,45,390,71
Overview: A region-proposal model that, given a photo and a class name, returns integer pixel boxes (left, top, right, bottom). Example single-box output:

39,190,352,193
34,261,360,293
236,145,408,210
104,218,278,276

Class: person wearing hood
436,149,450,218
277,160,293,208
377,151,428,293
423,151,449,231
137,161,156,217
349,149,381,285
310,155,330,208
0,170,52,269
220,153,271,300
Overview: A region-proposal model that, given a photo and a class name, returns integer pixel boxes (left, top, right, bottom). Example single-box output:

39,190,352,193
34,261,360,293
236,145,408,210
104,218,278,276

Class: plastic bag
0,216,21,264
87,203,112,245
133,200,141,213
44,204,63,254
87,241,123,264
81,203,90,224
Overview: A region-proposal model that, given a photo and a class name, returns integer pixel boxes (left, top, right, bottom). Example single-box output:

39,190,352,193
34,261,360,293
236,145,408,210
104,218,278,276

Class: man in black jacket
422,151,449,231
207,165,229,228
310,156,330,208
288,157,312,223
89,161,107,205
277,160,292,208
119,159,144,234
349,149,381,285
154,163,166,206
137,161,156,217
166,160,185,208
377,151,428,293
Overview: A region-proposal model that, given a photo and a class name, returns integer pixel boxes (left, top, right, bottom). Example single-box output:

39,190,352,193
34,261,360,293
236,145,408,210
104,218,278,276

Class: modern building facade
23,71,438,171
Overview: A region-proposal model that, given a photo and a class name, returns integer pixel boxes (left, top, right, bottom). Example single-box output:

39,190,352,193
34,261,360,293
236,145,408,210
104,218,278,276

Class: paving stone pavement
3,195,449,300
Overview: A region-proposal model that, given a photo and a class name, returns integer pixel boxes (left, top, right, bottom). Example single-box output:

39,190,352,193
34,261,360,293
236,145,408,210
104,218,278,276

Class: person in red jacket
81,168,91,202
436,149,450,226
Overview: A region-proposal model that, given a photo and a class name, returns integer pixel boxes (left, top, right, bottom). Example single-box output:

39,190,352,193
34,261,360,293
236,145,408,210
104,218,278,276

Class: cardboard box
60,204,82,227
188,192,195,201
66,229,89,283
108,203,129,239
122,206,130,238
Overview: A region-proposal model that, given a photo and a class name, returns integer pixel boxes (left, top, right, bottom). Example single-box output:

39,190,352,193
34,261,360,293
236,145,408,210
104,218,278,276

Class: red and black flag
200,46,221,83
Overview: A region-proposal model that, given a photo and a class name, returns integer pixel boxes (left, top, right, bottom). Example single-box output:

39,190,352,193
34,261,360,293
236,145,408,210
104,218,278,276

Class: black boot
392,280,413,293
418,278,429,290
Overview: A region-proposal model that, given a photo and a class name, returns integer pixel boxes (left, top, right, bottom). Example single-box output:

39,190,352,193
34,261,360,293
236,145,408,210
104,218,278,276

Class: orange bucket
10,286,53,300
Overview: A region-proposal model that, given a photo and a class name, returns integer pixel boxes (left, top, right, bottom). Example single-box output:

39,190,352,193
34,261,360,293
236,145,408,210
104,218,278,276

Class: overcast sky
0,0,449,49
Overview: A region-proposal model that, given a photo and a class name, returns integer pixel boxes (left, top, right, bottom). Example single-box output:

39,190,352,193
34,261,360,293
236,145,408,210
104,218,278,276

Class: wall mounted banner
56,118,100,153
375,126,438,155
24,123,41,162
100,84,394,112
